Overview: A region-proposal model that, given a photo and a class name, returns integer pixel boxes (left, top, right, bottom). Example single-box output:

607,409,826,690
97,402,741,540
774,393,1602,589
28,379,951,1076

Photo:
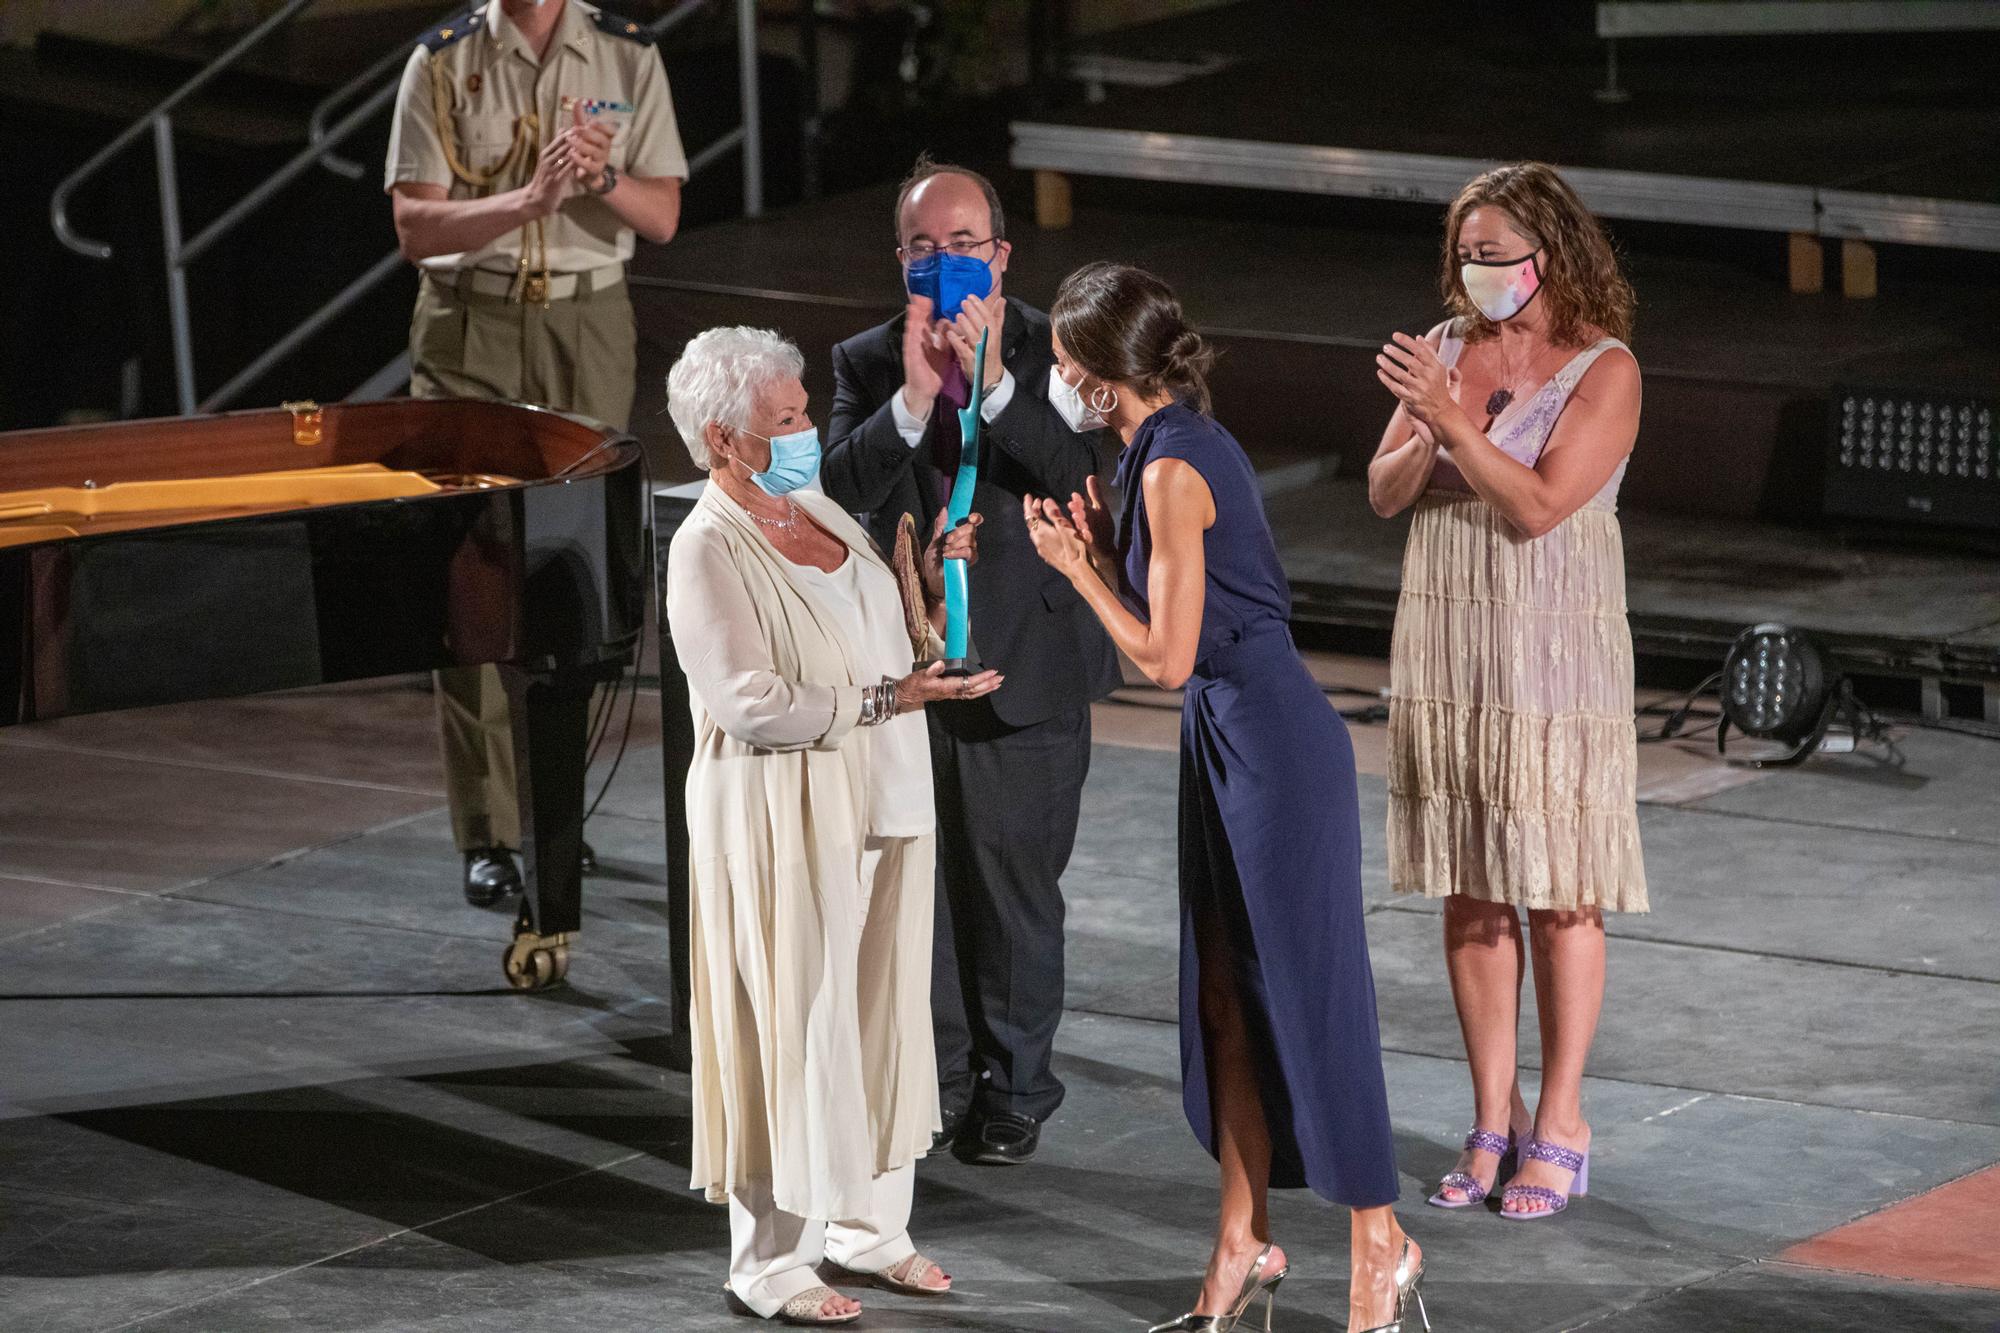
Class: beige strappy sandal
862,1253,952,1296
723,1284,861,1325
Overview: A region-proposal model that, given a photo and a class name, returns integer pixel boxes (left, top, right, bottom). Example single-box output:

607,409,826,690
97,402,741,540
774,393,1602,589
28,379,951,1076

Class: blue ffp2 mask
904,251,993,322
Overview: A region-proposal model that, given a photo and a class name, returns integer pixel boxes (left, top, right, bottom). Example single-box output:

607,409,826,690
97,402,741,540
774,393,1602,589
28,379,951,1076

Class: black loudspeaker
1825,385,1997,531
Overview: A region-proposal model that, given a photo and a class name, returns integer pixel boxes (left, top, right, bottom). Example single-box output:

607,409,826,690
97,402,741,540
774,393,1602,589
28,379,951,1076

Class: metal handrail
185,81,398,267
305,13,452,181
50,0,321,260
47,0,765,416
202,250,407,412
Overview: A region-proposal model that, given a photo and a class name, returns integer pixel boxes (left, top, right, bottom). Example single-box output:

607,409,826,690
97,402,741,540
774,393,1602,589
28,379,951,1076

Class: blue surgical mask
904,251,993,321
741,426,821,496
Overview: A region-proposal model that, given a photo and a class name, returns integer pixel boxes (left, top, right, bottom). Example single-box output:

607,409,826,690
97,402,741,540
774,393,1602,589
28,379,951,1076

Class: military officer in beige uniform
386,0,687,904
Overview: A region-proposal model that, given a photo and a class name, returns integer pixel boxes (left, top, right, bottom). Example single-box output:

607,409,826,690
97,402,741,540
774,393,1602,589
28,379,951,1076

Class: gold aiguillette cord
428,59,551,307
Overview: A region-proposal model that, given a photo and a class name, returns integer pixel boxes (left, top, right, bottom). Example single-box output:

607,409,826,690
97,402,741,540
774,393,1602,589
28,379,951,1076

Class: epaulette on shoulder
421,9,482,52
591,8,655,44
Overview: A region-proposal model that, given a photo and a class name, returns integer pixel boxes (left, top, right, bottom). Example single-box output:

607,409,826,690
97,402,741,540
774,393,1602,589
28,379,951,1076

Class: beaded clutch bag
890,512,930,657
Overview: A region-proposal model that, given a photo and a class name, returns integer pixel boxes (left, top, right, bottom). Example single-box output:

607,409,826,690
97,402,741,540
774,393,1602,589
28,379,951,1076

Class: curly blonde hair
1441,162,1635,348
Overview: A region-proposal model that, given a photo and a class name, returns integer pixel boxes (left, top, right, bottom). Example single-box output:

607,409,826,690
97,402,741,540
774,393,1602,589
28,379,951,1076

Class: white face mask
1049,365,1109,433
1460,251,1543,323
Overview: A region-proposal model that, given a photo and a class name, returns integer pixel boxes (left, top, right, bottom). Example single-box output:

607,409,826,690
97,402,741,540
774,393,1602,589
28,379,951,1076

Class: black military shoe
967,1111,1040,1165
930,1106,969,1156
463,848,523,907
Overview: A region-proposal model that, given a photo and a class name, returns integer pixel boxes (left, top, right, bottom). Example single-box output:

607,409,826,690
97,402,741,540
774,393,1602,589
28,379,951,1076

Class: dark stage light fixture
1826,385,1997,532
1716,623,1865,768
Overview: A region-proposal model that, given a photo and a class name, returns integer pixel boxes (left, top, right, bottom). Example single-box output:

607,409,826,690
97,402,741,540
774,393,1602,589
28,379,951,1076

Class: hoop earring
1087,383,1118,415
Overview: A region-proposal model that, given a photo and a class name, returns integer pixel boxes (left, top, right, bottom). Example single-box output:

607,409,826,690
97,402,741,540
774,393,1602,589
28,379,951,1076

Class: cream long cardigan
665,483,942,1221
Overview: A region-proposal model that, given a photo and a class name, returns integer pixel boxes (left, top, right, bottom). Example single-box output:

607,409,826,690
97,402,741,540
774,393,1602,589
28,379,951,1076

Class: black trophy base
935,631,984,678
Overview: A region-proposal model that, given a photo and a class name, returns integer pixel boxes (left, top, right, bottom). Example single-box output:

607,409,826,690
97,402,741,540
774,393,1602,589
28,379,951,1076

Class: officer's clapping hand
551,103,615,191
525,133,583,215
526,106,615,215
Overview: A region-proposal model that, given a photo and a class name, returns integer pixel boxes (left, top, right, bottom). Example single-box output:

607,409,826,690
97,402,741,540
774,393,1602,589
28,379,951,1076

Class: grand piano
0,398,646,990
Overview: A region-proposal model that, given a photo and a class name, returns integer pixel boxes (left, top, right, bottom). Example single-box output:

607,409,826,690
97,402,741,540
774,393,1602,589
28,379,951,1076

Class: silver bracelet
860,678,898,727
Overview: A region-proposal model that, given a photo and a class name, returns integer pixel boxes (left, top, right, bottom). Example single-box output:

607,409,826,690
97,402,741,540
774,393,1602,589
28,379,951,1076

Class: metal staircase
49,0,764,417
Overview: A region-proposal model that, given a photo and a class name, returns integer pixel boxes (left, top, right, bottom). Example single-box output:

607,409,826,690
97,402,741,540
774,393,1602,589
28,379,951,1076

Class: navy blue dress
1116,403,1399,1207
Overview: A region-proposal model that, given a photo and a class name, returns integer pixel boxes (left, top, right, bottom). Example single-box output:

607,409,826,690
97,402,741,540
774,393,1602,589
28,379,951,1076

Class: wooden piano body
0,398,648,989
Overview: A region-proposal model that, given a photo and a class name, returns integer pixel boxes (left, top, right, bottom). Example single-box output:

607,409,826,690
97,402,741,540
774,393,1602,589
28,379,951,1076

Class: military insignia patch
590,9,655,44
421,9,480,51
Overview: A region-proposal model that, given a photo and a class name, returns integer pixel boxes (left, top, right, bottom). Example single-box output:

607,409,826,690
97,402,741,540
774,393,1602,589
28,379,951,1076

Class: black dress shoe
930,1106,968,1155
968,1110,1040,1165
579,840,599,876
463,848,523,907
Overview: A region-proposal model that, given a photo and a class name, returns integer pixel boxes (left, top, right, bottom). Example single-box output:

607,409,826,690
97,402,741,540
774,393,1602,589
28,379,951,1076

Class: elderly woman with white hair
664,326,998,1326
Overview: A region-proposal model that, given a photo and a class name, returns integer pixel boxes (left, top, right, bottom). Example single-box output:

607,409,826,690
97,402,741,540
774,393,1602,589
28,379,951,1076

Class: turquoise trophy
940,328,988,674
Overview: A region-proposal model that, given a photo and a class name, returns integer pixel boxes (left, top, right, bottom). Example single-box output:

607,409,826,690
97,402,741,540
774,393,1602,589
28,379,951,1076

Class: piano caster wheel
504,925,573,991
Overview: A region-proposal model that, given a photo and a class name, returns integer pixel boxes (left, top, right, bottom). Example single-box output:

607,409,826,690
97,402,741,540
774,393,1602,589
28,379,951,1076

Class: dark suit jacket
823,297,1121,729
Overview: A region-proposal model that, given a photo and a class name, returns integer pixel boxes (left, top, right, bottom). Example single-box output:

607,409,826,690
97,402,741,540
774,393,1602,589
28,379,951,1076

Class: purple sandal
1427,1128,1516,1209
1500,1138,1589,1220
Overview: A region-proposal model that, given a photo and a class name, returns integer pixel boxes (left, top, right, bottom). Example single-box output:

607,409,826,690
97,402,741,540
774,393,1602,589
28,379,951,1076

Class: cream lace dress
1387,320,1649,913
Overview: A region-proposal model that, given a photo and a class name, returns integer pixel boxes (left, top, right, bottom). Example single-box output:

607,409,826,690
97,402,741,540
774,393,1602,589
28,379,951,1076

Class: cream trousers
727,1162,915,1318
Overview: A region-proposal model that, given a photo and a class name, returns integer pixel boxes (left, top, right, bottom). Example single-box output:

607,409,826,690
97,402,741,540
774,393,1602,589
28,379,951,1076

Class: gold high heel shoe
1355,1237,1430,1333
1149,1242,1289,1333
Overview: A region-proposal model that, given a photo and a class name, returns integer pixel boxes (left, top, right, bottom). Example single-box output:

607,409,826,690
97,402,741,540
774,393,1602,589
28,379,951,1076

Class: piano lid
0,399,634,551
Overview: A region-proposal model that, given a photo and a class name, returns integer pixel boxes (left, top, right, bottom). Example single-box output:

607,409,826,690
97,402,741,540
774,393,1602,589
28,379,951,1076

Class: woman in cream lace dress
1371,162,1647,1222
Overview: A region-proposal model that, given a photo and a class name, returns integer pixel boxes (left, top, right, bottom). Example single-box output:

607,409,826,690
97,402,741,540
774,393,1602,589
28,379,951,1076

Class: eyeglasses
898,236,1000,263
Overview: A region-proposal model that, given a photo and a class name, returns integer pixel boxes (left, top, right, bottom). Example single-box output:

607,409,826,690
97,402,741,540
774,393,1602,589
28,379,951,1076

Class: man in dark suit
823,159,1119,1164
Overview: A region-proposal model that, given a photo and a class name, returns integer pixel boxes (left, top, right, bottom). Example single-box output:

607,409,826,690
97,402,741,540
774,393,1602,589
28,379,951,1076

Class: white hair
665,326,806,470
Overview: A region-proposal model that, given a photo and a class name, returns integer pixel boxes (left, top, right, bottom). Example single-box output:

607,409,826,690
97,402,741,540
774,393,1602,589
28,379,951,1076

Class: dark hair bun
1164,328,1213,378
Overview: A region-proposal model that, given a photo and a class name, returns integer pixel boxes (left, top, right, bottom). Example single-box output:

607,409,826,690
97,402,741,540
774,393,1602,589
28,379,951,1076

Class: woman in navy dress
1024,263,1428,1333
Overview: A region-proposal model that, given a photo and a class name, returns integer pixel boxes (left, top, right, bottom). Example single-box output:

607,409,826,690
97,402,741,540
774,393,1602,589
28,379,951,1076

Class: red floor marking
1779,1163,2000,1291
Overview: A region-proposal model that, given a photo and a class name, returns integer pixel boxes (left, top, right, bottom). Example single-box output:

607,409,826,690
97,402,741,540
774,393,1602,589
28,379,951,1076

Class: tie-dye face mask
1460,252,1542,322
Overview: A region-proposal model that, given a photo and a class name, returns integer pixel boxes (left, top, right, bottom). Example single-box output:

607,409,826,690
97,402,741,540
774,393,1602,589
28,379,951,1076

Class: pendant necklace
1486,337,1532,418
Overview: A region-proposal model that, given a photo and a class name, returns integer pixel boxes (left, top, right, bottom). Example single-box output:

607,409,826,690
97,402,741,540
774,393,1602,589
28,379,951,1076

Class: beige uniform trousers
409,268,636,853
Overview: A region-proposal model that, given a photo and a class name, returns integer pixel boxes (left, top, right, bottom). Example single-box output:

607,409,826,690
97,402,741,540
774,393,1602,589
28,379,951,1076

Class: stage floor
3,674,1998,1331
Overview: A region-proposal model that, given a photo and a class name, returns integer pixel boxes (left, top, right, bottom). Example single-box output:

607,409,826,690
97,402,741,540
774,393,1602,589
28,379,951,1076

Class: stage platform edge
1011,122,2000,253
